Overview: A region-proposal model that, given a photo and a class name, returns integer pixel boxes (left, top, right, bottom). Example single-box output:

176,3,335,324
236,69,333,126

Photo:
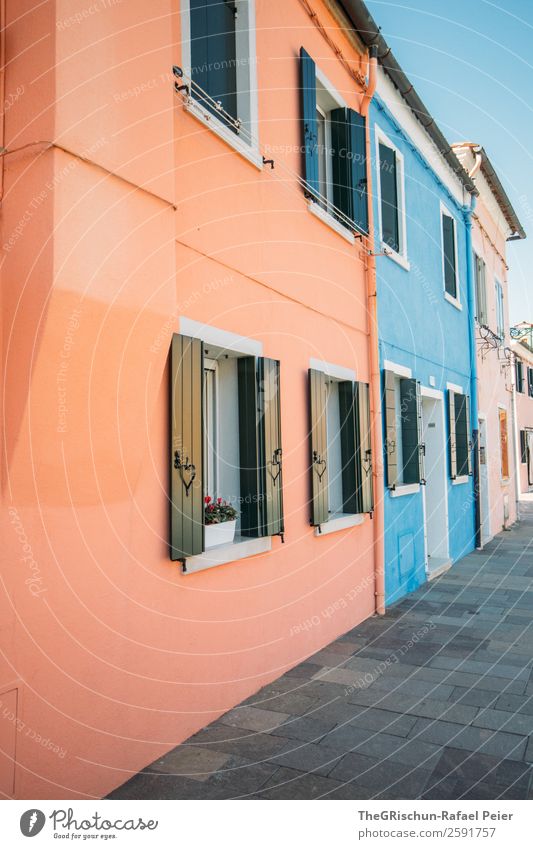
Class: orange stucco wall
0,1,376,798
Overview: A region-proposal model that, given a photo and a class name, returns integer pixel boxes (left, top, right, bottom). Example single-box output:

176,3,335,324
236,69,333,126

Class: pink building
453,144,526,542
0,0,384,799
511,325,533,495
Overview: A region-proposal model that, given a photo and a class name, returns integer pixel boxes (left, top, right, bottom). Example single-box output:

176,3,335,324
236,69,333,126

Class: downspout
464,192,481,549
360,46,385,615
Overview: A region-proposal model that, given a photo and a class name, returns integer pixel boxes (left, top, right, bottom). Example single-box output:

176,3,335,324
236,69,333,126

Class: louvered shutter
309,368,329,526
347,109,368,233
300,48,319,200
442,214,457,298
356,381,374,512
330,108,352,225
475,255,487,325
400,377,420,485
258,357,284,537
465,394,472,476
190,0,238,123
378,143,399,253
448,389,457,479
238,357,284,538
170,333,204,561
384,369,399,489
338,380,357,513
416,380,425,484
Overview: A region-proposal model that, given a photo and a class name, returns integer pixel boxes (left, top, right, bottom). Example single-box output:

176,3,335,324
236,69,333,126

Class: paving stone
472,709,533,736
342,707,418,738
451,687,499,708
494,693,533,716
312,666,379,688
426,746,531,791
187,724,292,761
328,751,419,787
220,706,290,732
411,719,528,761
248,691,319,715
267,741,344,776
256,767,343,799
270,715,336,743
146,745,231,780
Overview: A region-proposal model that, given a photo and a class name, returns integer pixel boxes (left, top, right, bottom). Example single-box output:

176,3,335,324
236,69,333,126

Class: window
528,366,533,398
182,1,258,152
376,130,407,263
383,370,423,490
441,208,458,301
309,369,373,527
499,408,509,479
300,48,368,234
474,253,488,325
447,389,471,479
170,332,284,563
520,430,528,464
516,358,524,393
495,280,505,341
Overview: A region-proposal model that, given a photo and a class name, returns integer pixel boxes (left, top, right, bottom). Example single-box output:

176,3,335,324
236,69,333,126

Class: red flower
217,497,223,503
204,496,211,504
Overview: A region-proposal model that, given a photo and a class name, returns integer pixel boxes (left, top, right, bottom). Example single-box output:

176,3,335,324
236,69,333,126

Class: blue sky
366,0,532,325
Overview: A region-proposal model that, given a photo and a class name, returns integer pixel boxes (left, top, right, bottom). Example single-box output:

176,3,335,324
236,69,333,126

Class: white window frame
383,359,421,497
440,201,461,310
375,125,409,270
179,0,261,169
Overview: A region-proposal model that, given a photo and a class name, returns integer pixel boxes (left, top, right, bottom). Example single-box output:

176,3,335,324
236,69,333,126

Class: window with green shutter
308,369,373,528
300,49,368,234
190,0,238,125
447,389,472,479
383,370,423,489
474,253,488,325
442,212,458,299
516,359,524,393
170,333,284,565
378,143,399,253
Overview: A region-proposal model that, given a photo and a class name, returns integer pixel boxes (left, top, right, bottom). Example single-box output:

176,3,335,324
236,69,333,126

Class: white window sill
314,513,364,536
452,475,469,485
382,244,410,271
444,291,462,310
182,535,272,575
308,201,355,244
390,483,420,497
184,99,263,170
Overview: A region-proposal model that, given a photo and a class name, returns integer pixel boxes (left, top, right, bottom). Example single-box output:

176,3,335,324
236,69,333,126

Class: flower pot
204,519,237,550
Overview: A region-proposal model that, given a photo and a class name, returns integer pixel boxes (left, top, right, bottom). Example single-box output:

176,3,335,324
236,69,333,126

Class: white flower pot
204,520,237,550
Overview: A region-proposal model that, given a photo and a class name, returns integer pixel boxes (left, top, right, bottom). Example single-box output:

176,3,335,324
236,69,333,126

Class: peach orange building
1,1,383,798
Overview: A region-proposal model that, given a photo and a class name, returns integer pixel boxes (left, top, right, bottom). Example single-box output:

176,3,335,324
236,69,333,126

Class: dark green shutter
190,0,238,124
383,369,399,489
238,356,284,538
475,255,487,325
309,368,329,526
355,381,373,512
442,214,457,298
170,333,204,560
465,394,472,476
448,389,457,479
300,47,319,199
330,108,351,224
378,143,399,253
347,108,368,233
416,380,425,484
338,380,357,513
258,357,284,537
454,393,469,477
400,377,420,485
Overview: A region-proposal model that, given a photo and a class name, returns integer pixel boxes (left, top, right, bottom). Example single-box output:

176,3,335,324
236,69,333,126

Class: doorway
421,392,450,578
478,416,491,544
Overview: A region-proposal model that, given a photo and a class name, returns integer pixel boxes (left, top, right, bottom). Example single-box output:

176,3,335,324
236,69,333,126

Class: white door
421,395,449,576
479,417,491,544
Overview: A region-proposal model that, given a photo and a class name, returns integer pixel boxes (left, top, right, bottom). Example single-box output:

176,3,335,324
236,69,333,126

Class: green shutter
400,377,420,485
378,143,399,253
190,0,237,124
347,108,368,234
238,356,284,538
170,333,204,561
442,214,457,298
416,380,425,484
475,255,487,325
258,357,284,537
309,368,329,526
447,389,457,480
465,394,472,476
300,48,319,199
330,108,351,224
383,369,399,489
355,381,373,512
338,380,357,514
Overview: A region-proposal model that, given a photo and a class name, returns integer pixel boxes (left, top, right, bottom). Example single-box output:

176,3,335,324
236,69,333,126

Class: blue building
367,57,479,604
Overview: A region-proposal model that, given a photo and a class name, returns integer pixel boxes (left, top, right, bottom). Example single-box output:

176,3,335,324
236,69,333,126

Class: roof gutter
338,0,478,197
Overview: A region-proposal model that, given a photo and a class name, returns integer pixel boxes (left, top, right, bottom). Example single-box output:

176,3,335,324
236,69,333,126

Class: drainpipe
360,46,385,615
464,193,481,549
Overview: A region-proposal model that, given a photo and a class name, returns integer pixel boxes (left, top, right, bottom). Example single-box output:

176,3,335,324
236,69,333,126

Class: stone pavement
110,501,533,800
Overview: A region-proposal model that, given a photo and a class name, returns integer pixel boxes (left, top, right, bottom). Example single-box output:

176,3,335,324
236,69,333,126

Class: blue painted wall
370,95,476,606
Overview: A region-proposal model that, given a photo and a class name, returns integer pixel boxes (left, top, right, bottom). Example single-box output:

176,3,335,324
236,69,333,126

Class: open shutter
383,370,398,489
415,381,425,484
447,389,457,480
170,333,204,561
258,358,284,538
475,255,487,325
465,394,472,476
347,108,368,233
309,369,329,526
356,381,373,512
330,108,352,224
190,0,238,124
338,380,357,514
299,48,319,199
238,357,284,538
400,377,420,485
